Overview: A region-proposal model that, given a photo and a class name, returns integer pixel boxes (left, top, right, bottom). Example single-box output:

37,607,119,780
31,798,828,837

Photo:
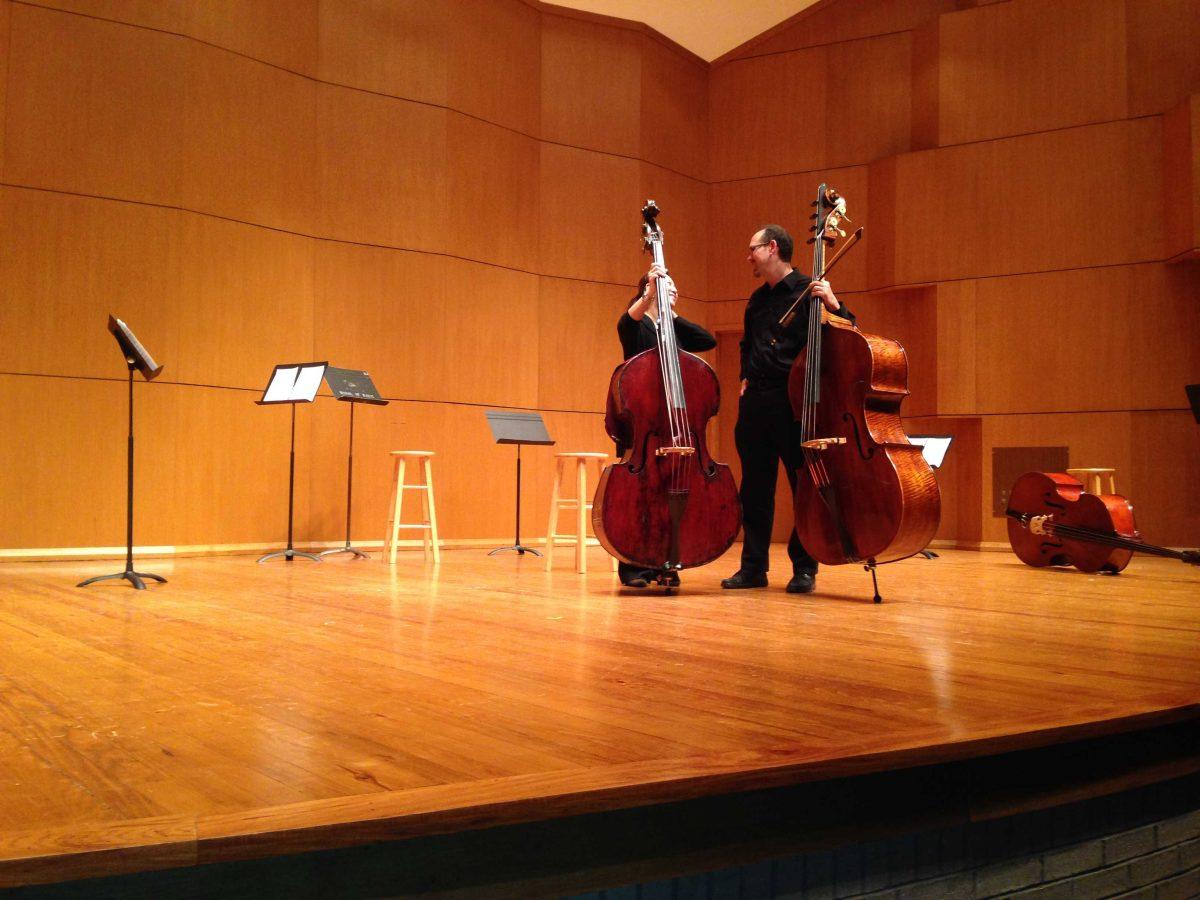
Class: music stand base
488,544,543,557
258,548,322,564
319,545,370,560
77,570,167,591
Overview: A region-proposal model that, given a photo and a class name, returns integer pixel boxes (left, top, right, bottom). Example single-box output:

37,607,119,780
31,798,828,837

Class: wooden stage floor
0,546,1197,888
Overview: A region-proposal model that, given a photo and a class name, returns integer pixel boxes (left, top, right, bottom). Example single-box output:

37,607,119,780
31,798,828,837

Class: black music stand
907,435,954,561
485,410,554,556
257,362,327,564
78,316,167,591
320,367,388,560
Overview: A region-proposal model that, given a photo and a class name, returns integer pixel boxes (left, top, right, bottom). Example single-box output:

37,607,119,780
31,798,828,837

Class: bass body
595,347,740,569
1006,471,1199,573
789,313,940,565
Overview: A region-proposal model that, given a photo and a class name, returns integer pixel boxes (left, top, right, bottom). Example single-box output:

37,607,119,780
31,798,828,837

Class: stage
0,547,1197,895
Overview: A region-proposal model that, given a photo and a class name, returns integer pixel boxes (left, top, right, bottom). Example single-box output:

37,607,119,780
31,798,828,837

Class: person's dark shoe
786,572,816,594
620,570,653,588
721,570,768,589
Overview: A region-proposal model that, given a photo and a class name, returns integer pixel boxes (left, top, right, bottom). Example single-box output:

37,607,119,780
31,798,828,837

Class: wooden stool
385,451,440,564
1067,467,1117,496
545,452,615,574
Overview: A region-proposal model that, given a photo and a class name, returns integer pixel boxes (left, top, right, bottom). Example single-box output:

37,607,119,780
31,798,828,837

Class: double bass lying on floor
593,202,741,583
1006,471,1200,573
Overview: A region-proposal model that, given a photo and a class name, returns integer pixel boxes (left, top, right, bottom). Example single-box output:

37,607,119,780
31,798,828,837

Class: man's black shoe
620,569,655,588
721,570,768,589
786,572,816,594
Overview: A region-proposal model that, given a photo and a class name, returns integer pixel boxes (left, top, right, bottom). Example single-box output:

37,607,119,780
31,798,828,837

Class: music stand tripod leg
320,401,369,559
489,443,542,556
258,404,321,564
78,361,166,590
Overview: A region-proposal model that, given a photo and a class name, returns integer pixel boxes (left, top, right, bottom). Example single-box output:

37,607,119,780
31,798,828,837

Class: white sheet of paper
263,366,299,402
292,365,325,401
909,436,952,468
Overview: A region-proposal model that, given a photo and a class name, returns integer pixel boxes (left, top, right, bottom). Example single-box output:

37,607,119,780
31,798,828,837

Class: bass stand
78,358,167,591
259,403,321,564
484,410,555,557
320,401,369,560
489,443,541,557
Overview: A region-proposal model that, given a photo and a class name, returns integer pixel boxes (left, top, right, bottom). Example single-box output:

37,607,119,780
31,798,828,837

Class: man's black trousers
734,387,818,578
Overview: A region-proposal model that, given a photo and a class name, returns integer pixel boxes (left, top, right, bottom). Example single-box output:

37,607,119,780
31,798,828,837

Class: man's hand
810,279,840,312
740,378,748,397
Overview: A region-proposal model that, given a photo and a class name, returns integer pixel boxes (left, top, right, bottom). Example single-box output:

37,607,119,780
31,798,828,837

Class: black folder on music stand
77,316,167,591
256,362,327,564
320,367,388,560
485,411,554,557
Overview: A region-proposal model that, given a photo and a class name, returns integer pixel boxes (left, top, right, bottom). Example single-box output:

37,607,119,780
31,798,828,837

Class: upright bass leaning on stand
594,201,741,591
787,185,940,601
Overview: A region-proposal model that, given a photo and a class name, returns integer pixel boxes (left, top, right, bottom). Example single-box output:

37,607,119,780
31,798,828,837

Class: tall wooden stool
385,451,440,564
1067,467,1117,496
545,452,614,574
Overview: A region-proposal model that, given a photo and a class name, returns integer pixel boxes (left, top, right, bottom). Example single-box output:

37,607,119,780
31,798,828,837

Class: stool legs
388,456,407,566
545,458,565,572
423,456,440,564
576,459,588,574
385,455,439,564
545,456,615,575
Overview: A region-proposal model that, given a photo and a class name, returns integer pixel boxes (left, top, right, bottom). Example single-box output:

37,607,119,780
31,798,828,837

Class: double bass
1006,471,1200,573
593,202,741,584
787,185,940,597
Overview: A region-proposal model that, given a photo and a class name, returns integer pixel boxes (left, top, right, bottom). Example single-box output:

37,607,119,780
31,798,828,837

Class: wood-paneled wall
3,0,1199,554
708,0,1200,548
0,0,709,553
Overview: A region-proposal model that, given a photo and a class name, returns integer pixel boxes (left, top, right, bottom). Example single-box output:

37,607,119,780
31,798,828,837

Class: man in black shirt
722,225,854,594
612,264,717,588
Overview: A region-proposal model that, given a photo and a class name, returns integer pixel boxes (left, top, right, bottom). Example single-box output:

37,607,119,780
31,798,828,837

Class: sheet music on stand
908,435,954,470
324,367,388,405
256,361,328,564
259,362,327,405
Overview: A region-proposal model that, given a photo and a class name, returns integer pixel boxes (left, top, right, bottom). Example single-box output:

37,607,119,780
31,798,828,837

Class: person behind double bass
721,225,854,594
613,262,717,588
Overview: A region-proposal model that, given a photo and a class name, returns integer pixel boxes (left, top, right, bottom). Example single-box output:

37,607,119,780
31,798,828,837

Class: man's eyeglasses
748,242,772,252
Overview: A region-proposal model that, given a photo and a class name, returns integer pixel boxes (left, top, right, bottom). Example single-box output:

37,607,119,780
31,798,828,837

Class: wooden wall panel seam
0,182,697,296
0,371,612,418
709,113,1166,187
716,26,914,66
11,0,708,185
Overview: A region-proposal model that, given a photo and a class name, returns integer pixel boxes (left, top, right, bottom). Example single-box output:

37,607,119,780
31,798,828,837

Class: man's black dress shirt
739,269,854,392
